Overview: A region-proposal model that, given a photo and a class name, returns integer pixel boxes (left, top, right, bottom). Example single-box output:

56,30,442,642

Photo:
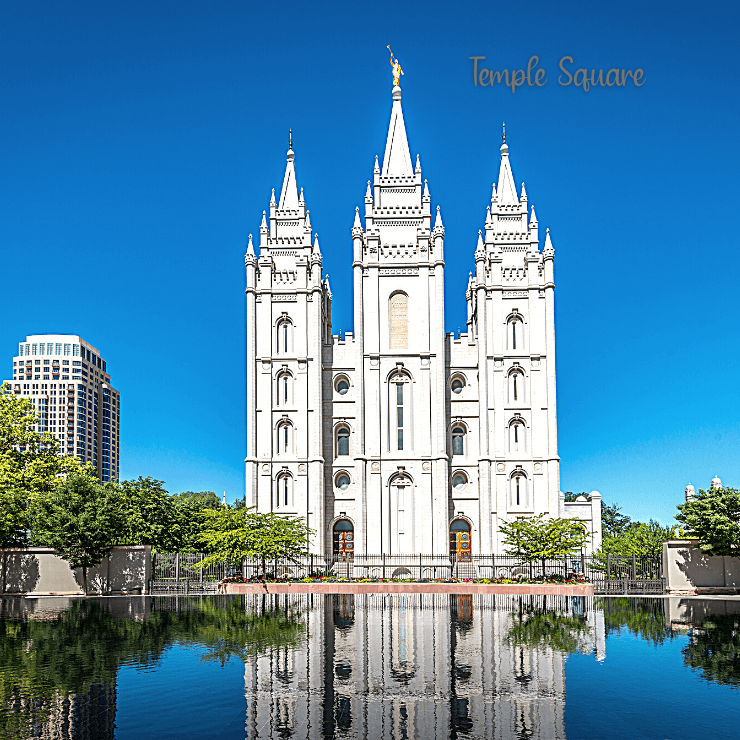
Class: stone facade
245,83,601,556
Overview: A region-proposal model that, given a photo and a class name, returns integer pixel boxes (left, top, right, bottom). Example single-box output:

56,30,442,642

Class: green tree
0,382,85,545
171,490,222,551
601,520,677,558
499,514,589,576
601,501,632,537
675,484,740,557
31,472,124,593
197,506,312,577
118,477,183,552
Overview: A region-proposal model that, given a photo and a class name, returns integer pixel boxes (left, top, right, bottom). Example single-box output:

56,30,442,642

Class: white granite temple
244,79,601,556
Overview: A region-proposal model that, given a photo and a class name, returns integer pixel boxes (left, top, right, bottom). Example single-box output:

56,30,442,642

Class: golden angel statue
387,46,404,86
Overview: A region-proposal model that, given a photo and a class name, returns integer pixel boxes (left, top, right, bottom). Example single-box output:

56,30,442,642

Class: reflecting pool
1,594,738,739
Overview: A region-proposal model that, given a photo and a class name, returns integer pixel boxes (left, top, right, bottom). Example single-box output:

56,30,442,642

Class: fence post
419,552,422,580
606,554,610,580
311,554,314,576
200,557,203,584
382,553,386,580
175,553,180,583
631,554,637,580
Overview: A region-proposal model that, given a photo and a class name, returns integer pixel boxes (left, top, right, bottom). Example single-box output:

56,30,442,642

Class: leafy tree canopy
118,477,185,552
682,614,740,688
601,520,678,558
499,514,589,574
675,485,740,557
0,382,87,546
31,471,124,593
197,506,312,574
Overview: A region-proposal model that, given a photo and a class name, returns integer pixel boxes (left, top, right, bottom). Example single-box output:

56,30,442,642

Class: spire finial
502,122,506,143
289,128,292,149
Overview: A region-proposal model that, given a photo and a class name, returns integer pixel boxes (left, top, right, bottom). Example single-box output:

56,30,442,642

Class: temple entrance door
333,520,354,561
449,519,472,561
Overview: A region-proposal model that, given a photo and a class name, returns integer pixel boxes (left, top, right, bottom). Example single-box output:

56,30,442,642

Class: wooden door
334,529,354,560
449,526,471,561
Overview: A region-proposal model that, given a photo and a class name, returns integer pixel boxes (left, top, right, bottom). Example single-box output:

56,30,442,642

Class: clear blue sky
1,0,738,525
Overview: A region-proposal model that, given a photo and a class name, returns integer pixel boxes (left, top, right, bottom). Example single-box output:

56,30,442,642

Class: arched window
509,420,526,453
452,426,466,456
509,370,525,404
389,373,410,452
277,372,291,406
450,375,465,395
277,318,292,354
452,472,468,491
336,426,350,457
507,314,524,351
335,472,350,491
276,473,292,509
335,377,349,395
276,421,292,455
510,473,528,508
389,293,408,350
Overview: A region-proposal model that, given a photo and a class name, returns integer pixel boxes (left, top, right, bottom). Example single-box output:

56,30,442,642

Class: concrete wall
663,539,740,595
0,546,151,595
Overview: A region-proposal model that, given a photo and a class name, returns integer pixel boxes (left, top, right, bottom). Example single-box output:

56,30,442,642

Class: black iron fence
151,552,664,594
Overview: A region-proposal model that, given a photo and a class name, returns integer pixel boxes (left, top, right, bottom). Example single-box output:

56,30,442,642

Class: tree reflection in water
683,613,740,688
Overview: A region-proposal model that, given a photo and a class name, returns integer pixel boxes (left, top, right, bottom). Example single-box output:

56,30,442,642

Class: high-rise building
245,75,601,555
4,334,120,482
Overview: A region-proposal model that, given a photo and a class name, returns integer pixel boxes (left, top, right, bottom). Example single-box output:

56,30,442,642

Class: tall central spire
279,134,299,210
382,85,413,177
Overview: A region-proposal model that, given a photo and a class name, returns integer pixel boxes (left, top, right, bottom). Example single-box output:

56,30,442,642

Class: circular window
336,474,350,491
453,474,467,490
336,379,349,395
451,378,464,394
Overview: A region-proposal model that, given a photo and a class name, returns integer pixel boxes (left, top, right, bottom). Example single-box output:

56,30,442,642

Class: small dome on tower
711,475,722,489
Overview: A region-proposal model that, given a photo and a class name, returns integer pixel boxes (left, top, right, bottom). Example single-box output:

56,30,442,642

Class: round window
453,474,466,490
337,379,349,395
451,378,463,394
336,474,350,491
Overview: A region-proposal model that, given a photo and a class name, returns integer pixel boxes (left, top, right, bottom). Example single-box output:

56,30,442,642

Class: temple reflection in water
243,594,606,739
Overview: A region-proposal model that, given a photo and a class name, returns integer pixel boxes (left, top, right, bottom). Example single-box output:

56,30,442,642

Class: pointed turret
423,179,430,199
353,206,362,231
415,154,421,174
246,233,255,256
491,182,497,204
530,206,537,225
382,85,413,177
313,233,321,256
543,227,554,255
497,127,519,205
374,155,380,173
520,182,527,202
279,140,299,210
270,188,276,206
305,209,312,232
365,180,373,201
476,229,484,250
434,205,444,230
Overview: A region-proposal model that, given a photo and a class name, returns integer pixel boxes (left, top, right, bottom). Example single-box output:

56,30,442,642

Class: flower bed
220,574,587,585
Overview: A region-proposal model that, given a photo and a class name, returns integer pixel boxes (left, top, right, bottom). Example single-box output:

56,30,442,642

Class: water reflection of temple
243,594,605,739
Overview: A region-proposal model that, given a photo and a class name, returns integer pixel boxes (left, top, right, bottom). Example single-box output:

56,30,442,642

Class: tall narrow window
516,476,520,505
452,426,465,456
283,476,289,506
389,293,408,350
513,375,518,401
514,424,519,451
283,424,289,453
512,322,517,350
396,383,404,450
337,427,350,457
282,375,289,405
